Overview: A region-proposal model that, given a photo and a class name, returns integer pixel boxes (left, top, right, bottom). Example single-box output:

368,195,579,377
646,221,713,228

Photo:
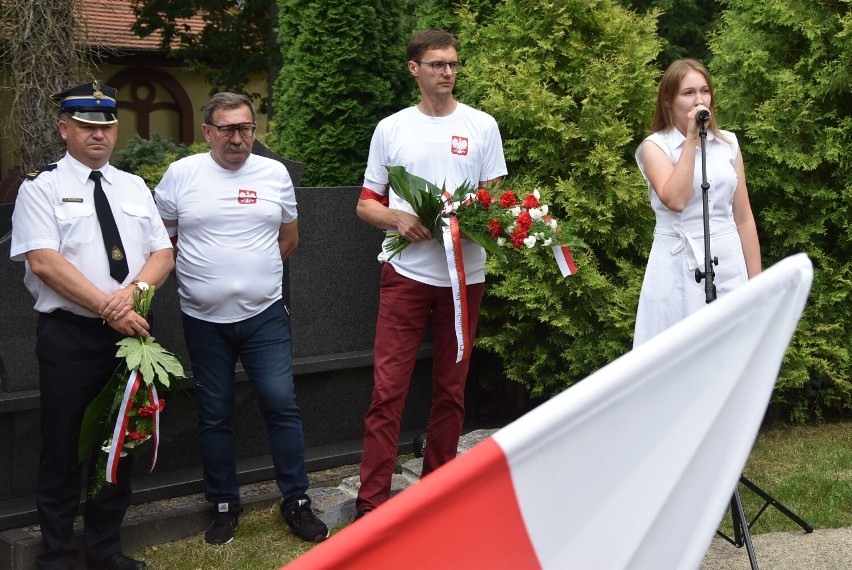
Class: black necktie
90,170,129,283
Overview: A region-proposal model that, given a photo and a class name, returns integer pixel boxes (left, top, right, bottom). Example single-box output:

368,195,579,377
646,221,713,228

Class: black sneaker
282,499,329,543
205,503,241,545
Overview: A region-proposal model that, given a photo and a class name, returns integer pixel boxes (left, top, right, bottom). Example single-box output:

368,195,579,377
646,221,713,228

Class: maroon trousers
356,263,484,512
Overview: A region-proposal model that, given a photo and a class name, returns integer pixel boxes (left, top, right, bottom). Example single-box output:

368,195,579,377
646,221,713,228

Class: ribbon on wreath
552,245,577,277
541,215,576,278
442,217,470,363
148,382,161,473
105,368,162,483
106,368,142,483
441,190,475,363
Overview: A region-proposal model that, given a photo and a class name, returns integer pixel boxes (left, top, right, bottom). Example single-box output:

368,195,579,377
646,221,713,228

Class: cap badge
92,81,103,100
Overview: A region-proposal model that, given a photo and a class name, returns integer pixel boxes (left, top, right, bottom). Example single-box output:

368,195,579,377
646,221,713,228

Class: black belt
42,308,102,326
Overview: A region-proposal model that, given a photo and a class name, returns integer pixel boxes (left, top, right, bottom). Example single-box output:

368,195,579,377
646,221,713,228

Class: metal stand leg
716,475,813,569
731,488,759,570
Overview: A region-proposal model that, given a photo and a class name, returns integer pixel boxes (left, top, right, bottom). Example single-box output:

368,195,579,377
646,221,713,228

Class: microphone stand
694,113,717,302
693,113,812,569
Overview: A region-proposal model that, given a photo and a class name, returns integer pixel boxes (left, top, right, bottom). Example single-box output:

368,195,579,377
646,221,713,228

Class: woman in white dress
634,59,762,347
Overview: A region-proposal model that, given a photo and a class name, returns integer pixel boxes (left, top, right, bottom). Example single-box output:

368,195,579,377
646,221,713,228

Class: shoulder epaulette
24,163,57,180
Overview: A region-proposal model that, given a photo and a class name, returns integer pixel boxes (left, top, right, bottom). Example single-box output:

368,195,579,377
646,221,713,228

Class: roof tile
80,0,204,52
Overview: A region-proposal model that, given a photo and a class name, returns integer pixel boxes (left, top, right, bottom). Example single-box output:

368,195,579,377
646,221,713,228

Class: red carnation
516,211,533,231
523,194,540,209
138,406,156,417
488,218,502,238
500,191,517,208
137,398,165,417
128,431,148,440
476,188,493,208
511,227,527,248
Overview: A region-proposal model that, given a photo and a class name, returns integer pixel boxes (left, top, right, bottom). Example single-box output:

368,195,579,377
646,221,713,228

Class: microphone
696,109,710,123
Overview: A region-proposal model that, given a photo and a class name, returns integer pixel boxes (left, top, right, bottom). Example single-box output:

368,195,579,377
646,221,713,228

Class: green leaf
461,226,508,262
78,367,125,463
385,165,445,234
116,336,185,389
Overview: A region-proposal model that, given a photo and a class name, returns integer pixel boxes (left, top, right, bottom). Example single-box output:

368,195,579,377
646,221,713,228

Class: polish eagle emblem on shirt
451,136,469,156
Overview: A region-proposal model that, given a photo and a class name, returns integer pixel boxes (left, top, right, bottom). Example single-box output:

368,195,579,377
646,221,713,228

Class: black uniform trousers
35,310,134,570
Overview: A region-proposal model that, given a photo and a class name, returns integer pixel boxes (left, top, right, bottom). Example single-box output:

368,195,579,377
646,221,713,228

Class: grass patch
725,421,852,534
138,503,334,569
137,422,852,568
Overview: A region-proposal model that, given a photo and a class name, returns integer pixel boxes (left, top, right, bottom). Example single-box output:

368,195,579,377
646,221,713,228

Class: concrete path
700,527,852,569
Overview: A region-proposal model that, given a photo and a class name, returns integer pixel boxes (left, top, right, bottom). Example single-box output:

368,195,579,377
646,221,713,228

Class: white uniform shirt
155,152,297,323
10,153,172,317
633,128,748,346
363,103,508,287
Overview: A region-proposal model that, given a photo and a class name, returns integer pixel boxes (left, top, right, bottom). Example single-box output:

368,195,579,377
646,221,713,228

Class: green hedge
272,0,414,187
114,134,206,189
454,0,661,396
710,0,852,422
452,0,852,423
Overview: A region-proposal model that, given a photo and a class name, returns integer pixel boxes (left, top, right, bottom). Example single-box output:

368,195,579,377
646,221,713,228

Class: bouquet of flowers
383,166,583,363
383,165,582,265
78,282,185,496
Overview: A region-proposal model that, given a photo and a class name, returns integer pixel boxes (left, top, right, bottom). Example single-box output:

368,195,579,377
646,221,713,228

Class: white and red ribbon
442,217,470,363
148,383,161,473
552,245,577,277
105,368,162,483
106,368,142,484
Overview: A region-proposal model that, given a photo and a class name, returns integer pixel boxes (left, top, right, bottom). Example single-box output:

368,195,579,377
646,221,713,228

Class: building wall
0,64,271,178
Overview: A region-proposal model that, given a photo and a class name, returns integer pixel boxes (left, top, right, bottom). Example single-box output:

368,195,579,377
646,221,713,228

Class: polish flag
286,254,812,570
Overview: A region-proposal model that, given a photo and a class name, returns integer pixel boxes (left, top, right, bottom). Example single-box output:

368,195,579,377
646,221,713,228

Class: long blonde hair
650,59,726,141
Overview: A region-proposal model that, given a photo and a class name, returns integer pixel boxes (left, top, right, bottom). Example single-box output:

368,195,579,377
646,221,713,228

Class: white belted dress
633,127,748,347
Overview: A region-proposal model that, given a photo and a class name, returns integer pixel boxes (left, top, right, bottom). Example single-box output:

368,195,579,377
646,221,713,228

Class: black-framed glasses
416,61,463,74
206,122,257,138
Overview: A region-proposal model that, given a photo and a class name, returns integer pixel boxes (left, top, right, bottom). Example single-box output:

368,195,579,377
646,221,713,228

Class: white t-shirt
11,153,172,317
155,152,297,323
363,103,507,287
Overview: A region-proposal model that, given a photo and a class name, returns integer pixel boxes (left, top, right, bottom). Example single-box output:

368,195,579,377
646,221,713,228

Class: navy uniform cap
52,81,118,125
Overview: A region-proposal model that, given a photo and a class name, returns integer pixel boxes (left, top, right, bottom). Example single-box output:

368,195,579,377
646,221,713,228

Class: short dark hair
406,29,457,63
203,92,256,124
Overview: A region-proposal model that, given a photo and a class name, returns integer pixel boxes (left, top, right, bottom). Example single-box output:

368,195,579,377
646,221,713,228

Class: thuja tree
454,0,661,396
619,0,722,68
710,0,852,422
273,0,413,186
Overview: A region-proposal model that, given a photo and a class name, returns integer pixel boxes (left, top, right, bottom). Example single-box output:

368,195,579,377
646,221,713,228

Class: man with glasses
354,29,507,519
154,92,328,545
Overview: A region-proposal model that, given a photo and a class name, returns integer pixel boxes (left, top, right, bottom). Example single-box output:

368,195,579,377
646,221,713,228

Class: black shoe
282,499,329,543
91,553,147,570
353,508,372,521
205,502,241,545
413,432,427,458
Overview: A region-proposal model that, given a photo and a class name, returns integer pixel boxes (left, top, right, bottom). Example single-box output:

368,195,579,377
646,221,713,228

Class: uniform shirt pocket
54,202,96,243
120,202,152,243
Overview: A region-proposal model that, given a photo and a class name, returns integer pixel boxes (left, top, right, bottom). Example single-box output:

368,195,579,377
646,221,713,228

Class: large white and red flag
286,253,812,570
